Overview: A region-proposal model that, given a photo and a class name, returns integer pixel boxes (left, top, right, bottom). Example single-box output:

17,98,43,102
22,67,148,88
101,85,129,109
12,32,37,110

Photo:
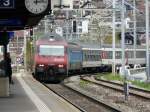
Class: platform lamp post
24,30,28,71
145,0,150,81
121,0,129,101
33,27,37,44
16,35,19,72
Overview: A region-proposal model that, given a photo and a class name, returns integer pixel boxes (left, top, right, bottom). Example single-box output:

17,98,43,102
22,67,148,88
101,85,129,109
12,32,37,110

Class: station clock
25,0,49,14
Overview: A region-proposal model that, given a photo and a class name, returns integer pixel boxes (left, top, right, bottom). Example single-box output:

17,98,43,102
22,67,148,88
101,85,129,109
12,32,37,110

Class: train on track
32,33,146,81
32,33,103,81
33,37,81,81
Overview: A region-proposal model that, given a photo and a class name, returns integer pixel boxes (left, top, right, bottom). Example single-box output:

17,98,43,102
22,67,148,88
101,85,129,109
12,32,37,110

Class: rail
82,76,150,100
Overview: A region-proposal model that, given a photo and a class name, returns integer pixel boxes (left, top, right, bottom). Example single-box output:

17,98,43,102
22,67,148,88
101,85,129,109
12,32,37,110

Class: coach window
108,51,112,59
94,51,97,61
83,51,86,61
96,52,99,61
93,51,96,61
89,55,92,61
88,54,90,61
116,51,121,59
85,51,88,61
83,53,85,61
87,50,90,61
97,51,100,61
127,51,133,58
88,53,91,61
91,51,93,61
96,51,100,61
90,51,93,61
93,51,95,61
92,51,95,61
136,51,146,58
82,51,85,60
92,54,94,61
95,51,98,61
99,51,102,60
88,51,91,61
94,52,97,61
84,55,87,61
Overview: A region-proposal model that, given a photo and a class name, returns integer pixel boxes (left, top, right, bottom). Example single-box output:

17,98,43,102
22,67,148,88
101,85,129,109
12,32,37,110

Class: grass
103,33,120,44
96,73,150,90
131,80,150,90
96,73,124,82
79,80,89,88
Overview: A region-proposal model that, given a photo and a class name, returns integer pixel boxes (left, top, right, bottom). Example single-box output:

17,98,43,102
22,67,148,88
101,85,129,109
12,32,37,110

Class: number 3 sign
0,0,14,8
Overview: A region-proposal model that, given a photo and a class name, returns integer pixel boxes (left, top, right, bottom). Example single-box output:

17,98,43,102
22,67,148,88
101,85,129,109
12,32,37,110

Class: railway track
44,83,122,112
81,76,150,100
95,77,150,93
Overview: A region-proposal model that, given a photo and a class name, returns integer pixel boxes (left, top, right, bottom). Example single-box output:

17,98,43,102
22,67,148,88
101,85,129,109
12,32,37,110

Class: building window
79,21,82,26
79,29,82,33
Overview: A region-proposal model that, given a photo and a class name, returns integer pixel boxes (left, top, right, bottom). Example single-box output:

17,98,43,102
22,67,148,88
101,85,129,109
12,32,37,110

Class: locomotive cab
33,36,68,82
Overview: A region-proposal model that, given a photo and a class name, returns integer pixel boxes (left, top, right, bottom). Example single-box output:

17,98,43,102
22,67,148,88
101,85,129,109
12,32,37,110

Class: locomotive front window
39,45,64,56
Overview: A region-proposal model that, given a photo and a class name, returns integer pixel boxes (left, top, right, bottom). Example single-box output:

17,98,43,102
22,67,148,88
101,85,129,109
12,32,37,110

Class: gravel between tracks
64,76,150,112
46,84,116,112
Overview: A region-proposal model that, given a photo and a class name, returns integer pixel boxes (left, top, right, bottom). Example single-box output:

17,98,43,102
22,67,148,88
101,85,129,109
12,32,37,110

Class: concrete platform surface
0,76,39,112
0,71,81,112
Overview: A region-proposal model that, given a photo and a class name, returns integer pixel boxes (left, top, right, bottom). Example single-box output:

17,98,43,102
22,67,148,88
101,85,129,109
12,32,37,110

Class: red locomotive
33,34,82,81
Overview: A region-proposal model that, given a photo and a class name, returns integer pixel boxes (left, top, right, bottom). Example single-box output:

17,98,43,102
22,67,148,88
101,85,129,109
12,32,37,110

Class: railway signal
30,28,33,36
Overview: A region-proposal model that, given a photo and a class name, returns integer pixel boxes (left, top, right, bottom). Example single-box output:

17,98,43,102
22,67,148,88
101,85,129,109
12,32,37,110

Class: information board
0,0,50,30
0,0,15,9
0,18,23,26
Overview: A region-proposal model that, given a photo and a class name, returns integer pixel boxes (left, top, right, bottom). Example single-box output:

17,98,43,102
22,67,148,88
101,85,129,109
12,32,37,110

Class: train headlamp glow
58,64,64,68
49,38,55,41
38,64,45,67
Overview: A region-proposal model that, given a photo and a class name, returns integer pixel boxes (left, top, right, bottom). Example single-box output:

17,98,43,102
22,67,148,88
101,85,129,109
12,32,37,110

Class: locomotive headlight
36,64,45,72
58,64,64,68
38,64,45,67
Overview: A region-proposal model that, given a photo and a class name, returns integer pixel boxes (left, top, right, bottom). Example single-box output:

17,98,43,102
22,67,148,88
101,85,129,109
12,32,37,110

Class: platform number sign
0,0,15,9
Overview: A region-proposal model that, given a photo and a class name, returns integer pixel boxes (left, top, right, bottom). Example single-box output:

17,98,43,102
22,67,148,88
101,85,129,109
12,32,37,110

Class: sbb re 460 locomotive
33,34,82,81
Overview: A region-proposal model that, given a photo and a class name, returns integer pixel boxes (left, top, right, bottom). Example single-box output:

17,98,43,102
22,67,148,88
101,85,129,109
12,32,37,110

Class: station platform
0,71,81,112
